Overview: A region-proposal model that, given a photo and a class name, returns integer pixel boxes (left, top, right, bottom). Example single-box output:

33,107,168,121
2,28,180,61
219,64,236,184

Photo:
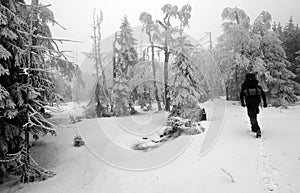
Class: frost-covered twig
25,104,56,133
221,168,235,182
0,148,25,163
0,155,21,163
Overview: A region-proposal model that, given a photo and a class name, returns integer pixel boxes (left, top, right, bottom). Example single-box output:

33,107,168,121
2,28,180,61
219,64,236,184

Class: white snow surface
1,99,300,193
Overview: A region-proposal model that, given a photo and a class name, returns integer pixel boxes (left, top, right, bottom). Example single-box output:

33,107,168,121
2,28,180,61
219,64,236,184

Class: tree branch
16,30,83,43
156,20,168,30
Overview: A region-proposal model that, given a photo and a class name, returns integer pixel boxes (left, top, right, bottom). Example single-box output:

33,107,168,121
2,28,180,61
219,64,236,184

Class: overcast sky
25,0,300,64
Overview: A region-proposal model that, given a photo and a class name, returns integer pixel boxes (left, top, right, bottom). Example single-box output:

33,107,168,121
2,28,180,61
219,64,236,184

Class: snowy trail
2,100,300,193
256,137,280,192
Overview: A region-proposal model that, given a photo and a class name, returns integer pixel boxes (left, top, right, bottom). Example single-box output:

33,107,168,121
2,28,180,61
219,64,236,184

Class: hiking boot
256,132,261,138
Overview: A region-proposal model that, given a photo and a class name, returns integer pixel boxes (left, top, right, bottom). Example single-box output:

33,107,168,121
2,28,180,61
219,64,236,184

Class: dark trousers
247,104,261,133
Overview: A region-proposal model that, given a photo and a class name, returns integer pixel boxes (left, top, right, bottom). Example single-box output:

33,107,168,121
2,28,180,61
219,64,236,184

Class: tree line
215,7,300,106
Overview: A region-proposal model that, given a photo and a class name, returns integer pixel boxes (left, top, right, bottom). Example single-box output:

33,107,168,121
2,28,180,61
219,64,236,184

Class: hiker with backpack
240,73,267,138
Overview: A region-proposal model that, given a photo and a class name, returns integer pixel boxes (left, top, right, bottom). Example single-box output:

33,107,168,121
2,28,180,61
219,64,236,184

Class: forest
1,0,300,191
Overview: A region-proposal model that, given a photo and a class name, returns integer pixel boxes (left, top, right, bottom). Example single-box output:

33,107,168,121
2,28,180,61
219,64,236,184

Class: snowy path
1,100,300,193
256,137,280,192
255,106,300,193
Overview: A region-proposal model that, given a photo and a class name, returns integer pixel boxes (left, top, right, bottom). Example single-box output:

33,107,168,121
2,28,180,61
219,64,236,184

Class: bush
73,135,85,147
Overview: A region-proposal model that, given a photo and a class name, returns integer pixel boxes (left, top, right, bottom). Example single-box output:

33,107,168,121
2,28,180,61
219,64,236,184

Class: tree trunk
150,43,162,110
164,45,170,111
92,11,100,81
161,90,165,107
225,86,229,100
148,87,152,110
22,0,39,182
96,15,108,104
235,64,239,101
92,12,103,117
95,82,104,117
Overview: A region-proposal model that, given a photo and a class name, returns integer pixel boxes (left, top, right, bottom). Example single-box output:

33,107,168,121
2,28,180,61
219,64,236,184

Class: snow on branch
16,29,83,43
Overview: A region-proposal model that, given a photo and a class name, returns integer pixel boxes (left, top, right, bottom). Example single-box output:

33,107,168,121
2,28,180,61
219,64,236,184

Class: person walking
240,73,267,138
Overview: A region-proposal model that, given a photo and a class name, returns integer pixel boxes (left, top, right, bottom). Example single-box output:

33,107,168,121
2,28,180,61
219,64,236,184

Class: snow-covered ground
1,99,300,193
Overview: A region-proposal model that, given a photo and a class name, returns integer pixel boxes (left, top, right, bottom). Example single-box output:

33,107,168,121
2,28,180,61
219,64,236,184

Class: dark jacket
240,74,267,107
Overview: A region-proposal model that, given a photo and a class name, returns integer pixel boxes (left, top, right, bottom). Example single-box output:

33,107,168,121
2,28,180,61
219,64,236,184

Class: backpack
243,87,262,97
242,73,262,104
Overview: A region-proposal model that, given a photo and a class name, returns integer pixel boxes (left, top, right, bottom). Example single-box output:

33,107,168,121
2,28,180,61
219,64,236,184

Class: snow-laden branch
16,30,83,43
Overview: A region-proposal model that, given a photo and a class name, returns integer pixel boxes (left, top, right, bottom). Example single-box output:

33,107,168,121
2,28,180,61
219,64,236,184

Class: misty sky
25,0,300,65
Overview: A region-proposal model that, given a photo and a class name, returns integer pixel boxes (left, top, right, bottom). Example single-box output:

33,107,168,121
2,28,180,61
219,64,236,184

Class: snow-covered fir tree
217,7,252,100
0,0,80,182
217,7,299,105
274,16,300,84
169,36,207,121
112,16,138,116
252,11,299,105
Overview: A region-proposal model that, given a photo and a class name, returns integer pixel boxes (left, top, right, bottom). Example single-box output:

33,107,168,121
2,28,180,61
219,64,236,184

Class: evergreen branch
17,2,66,32
0,156,20,163
29,68,55,73
6,42,27,55
43,105,64,113
28,50,71,64
30,45,64,56
26,104,56,132
0,148,24,163
49,42,75,59
38,10,67,31
6,150,22,157
33,100,64,113
38,45,73,60
16,29,83,43
28,115,55,133
49,40,68,60
17,2,52,8
32,76,53,86
20,149,55,178
0,4,28,27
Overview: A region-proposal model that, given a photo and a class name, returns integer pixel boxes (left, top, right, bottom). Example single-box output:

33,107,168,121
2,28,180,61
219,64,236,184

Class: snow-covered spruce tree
112,16,138,116
112,74,131,116
275,16,300,84
217,8,299,105
297,50,300,76
169,35,207,121
251,11,299,105
296,49,300,95
217,7,252,101
0,0,80,182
